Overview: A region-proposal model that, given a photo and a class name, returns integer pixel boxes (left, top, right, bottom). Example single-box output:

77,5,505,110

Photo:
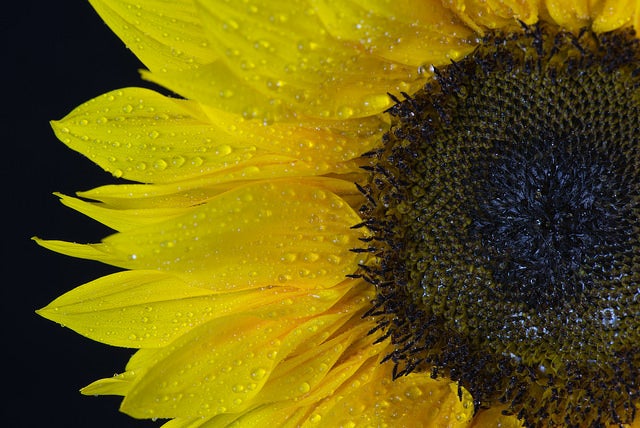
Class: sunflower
37,0,640,427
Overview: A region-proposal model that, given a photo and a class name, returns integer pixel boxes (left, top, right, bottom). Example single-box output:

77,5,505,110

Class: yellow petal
56,193,191,232
37,181,367,290
86,315,295,419
542,0,636,32
142,0,425,120
37,270,211,347
73,175,364,213
468,407,525,428
311,0,476,67
144,57,414,121
259,319,373,403
37,269,353,348
591,0,637,32
81,376,131,397
89,0,216,73
50,87,267,184
119,311,354,418
195,403,307,428
161,418,216,428
52,88,384,184
444,0,539,33
304,361,474,428
81,285,372,419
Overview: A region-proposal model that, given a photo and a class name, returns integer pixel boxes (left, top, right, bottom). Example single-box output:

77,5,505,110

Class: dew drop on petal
251,368,267,380
153,159,168,170
298,382,311,393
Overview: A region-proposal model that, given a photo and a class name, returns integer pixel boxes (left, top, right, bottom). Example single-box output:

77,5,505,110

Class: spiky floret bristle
360,22,640,428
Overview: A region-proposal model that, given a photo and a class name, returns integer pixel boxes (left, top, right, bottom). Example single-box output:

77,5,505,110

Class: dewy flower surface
37,1,640,427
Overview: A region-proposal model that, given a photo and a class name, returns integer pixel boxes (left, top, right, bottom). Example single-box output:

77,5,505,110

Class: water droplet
171,156,185,167
304,252,320,262
251,368,267,380
277,274,291,283
299,268,312,277
112,169,123,178
298,382,310,393
123,104,133,113
224,18,239,30
404,385,423,400
327,255,342,265
337,105,354,118
215,145,232,156
281,253,297,263
148,130,160,139
154,159,168,170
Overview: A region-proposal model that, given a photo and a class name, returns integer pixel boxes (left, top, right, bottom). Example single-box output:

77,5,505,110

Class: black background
6,2,164,427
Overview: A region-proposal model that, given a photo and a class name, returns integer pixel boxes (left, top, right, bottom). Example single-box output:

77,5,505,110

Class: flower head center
360,22,640,428
468,120,634,308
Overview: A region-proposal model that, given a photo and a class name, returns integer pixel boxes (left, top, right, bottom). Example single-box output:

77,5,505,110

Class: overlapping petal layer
79,289,475,426
51,88,386,184
89,0,217,72
89,0,480,120
38,181,367,289
37,270,355,348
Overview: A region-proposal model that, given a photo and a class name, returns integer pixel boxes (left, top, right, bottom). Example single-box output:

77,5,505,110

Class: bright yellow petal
544,0,594,31
161,417,217,428
37,181,367,290
141,0,426,120
66,161,366,211
56,193,191,232
591,0,638,32
143,56,414,121
84,316,297,415
468,407,525,428
311,0,476,66
52,88,384,184
304,360,474,428
198,403,307,428
543,0,637,32
80,283,374,419
88,0,216,73
444,0,539,33
37,270,353,348
259,319,373,403
118,312,355,418
37,270,211,347
72,175,365,213
81,377,132,397
50,87,280,184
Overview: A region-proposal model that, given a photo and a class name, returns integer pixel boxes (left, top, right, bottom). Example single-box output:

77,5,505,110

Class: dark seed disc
361,22,640,428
